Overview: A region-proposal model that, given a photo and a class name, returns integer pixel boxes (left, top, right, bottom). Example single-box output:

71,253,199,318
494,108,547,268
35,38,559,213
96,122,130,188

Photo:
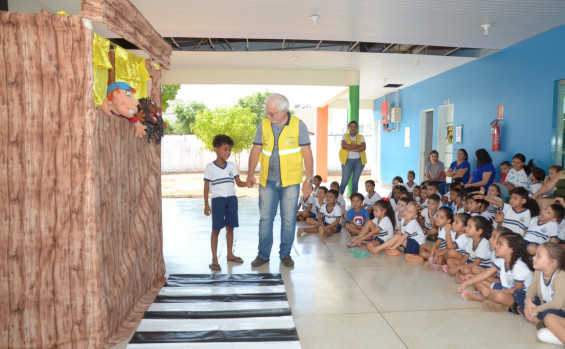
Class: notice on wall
446,126,453,145
404,127,410,147
455,125,463,143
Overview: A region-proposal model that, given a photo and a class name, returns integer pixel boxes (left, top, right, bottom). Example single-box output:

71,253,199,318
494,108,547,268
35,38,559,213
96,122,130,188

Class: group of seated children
295,160,565,345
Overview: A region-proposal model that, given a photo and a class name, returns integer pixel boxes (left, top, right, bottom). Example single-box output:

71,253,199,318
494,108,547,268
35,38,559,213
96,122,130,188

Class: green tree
161,84,181,113
191,106,257,169
173,101,208,134
163,117,177,134
237,90,270,125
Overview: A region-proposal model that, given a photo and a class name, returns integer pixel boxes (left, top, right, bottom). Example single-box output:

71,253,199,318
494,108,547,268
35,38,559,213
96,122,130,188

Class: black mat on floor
127,273,301,348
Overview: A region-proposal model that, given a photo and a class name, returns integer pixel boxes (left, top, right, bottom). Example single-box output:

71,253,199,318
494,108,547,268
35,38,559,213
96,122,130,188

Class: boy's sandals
349,248,371,258
385,248,402,256
227,256,244,264
209,263,221,271
405,254,424,264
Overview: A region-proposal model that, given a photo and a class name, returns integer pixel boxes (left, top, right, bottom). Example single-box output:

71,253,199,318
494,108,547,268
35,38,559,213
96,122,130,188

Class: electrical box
391,107,402,123
381,102,389,124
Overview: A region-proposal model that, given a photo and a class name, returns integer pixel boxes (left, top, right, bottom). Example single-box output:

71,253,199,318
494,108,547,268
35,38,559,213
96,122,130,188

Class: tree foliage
172,101,208,134
237,90,270,125
161,84,181,112
191,106,257,168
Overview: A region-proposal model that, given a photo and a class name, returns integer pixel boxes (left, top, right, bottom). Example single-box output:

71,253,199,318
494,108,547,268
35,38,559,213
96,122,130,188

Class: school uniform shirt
502,203,531,236
525,218,558,244
420,198,428,208
526,270,565,313
486,197,502,218
390,198,397,211
464,237,492,269
337,193,347,213
493,257,533,290
313,198,325,219
529,182,543,197
452,231,470,255
373,216,394,242
480,211,492,220
421,207,437,231
455,206,465,214
204,161,239,197
405,182,417,193
437,227,449,249
559,220,565,242
364,192,381,210
312,186,319,198
506,168,530,190
298,195,316,212
320,204,342,225
401,218,426,245
346,207,370,226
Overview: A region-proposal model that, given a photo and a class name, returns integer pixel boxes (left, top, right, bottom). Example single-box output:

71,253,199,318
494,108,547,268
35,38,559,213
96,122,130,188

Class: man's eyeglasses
266,110,280,117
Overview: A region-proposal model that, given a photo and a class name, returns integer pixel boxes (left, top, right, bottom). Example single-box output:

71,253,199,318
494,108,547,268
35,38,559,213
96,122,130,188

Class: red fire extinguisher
491,119,501,152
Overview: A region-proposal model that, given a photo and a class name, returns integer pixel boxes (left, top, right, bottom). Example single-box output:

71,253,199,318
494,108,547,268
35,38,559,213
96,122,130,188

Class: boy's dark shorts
211,196,238,230
404,237,420,254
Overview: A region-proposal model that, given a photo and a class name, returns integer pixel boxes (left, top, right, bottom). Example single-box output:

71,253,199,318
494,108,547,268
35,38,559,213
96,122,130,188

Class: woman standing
425,150,445,183
463,148,496,192
339,121,366,195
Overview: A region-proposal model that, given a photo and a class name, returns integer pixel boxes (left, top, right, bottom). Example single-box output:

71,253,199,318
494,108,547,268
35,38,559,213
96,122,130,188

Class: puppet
99,82,147,138
136,97,166,144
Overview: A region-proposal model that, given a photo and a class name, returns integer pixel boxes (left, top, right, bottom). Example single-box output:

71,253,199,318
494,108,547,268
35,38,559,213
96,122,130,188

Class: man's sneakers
252,255,295,268
281,255,295,267
251,256,269,267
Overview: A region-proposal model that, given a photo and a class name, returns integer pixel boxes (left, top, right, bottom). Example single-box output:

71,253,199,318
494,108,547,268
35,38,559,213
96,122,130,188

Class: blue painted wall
375,25,565,184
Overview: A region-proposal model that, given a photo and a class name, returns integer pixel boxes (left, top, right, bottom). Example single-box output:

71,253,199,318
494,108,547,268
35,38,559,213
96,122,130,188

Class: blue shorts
491,282,506,290
404,238,420,254
373,237,385,245
323,221,342,231
525,240,538,247
211,196,239,230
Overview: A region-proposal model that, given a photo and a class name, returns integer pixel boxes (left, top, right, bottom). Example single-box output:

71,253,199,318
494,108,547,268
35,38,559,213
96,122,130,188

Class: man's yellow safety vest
259,116,304,187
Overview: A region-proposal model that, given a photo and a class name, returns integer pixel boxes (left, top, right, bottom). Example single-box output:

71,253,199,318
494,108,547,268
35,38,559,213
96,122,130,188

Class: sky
175,84,347,109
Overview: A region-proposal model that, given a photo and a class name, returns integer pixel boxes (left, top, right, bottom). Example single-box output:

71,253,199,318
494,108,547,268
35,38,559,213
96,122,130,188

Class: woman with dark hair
339,120,366,195
463,148,496,192
447,149,471,184
425,150,445,183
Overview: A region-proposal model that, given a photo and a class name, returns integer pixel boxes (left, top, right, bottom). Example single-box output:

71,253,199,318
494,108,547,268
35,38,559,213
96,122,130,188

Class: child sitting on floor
297,186,327,235
350,199,396,248
330,181,347,221
368,202,425,257
413,185,422,204
344,193,370,236
296,191,316,222
529,168,545,197
458,232,533,313
524,203,563,256
419,193,440,238
419,185,429,208
298,188,341,239
433,213,470,268
411,206,454,264
312,175,322,197
447,216,493,282
405,170,417,193
364,180,382,219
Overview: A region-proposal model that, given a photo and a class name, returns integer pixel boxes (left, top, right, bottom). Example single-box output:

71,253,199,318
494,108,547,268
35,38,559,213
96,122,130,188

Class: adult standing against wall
339,120,366,195
425,150,445,184
247,93,314,268
463,148,496,192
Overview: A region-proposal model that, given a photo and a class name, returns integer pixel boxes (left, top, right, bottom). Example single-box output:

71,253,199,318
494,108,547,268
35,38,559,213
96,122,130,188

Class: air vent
384,84,403,88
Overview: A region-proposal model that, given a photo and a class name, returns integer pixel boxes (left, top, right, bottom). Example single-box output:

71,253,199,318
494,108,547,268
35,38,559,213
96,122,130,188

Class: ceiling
32,0,565,100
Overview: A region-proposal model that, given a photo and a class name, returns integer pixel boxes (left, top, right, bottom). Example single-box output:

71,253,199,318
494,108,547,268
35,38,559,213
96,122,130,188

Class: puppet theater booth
0,0,172,347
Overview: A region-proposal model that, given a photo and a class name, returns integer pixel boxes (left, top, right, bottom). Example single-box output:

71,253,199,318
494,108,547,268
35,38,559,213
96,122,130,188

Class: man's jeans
258,180,299,260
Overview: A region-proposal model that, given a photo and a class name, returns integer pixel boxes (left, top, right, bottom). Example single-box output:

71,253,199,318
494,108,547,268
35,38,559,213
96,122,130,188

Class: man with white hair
247,93,314,268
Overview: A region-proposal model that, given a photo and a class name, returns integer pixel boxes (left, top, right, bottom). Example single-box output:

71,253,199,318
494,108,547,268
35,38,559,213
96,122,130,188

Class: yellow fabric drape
92,33,112,106
114,46,150,100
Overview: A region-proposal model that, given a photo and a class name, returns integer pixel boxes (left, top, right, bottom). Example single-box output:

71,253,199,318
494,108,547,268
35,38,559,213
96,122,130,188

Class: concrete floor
158,197,556,349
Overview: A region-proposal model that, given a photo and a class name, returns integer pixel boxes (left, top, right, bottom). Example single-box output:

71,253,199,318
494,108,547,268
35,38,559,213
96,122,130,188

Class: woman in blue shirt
446,149,471,184
463,148,496,193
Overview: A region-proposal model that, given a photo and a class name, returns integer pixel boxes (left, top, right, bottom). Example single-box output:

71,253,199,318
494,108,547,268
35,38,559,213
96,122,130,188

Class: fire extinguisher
491,119,501,152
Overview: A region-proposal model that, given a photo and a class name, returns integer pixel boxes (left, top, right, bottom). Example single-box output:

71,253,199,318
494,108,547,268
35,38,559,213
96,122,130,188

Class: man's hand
302,179,313,197
247,174,256,188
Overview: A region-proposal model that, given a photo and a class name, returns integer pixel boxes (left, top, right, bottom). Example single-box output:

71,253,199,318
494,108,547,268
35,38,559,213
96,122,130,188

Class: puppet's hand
134,122,147,138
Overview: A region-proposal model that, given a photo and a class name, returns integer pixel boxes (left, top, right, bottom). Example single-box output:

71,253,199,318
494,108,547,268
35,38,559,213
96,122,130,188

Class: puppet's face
110,89,138,118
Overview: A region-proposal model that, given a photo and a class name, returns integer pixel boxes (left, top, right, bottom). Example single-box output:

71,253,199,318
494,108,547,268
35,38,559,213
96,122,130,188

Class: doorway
437,104,454,181
419,109,434,183
554,80,565,167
